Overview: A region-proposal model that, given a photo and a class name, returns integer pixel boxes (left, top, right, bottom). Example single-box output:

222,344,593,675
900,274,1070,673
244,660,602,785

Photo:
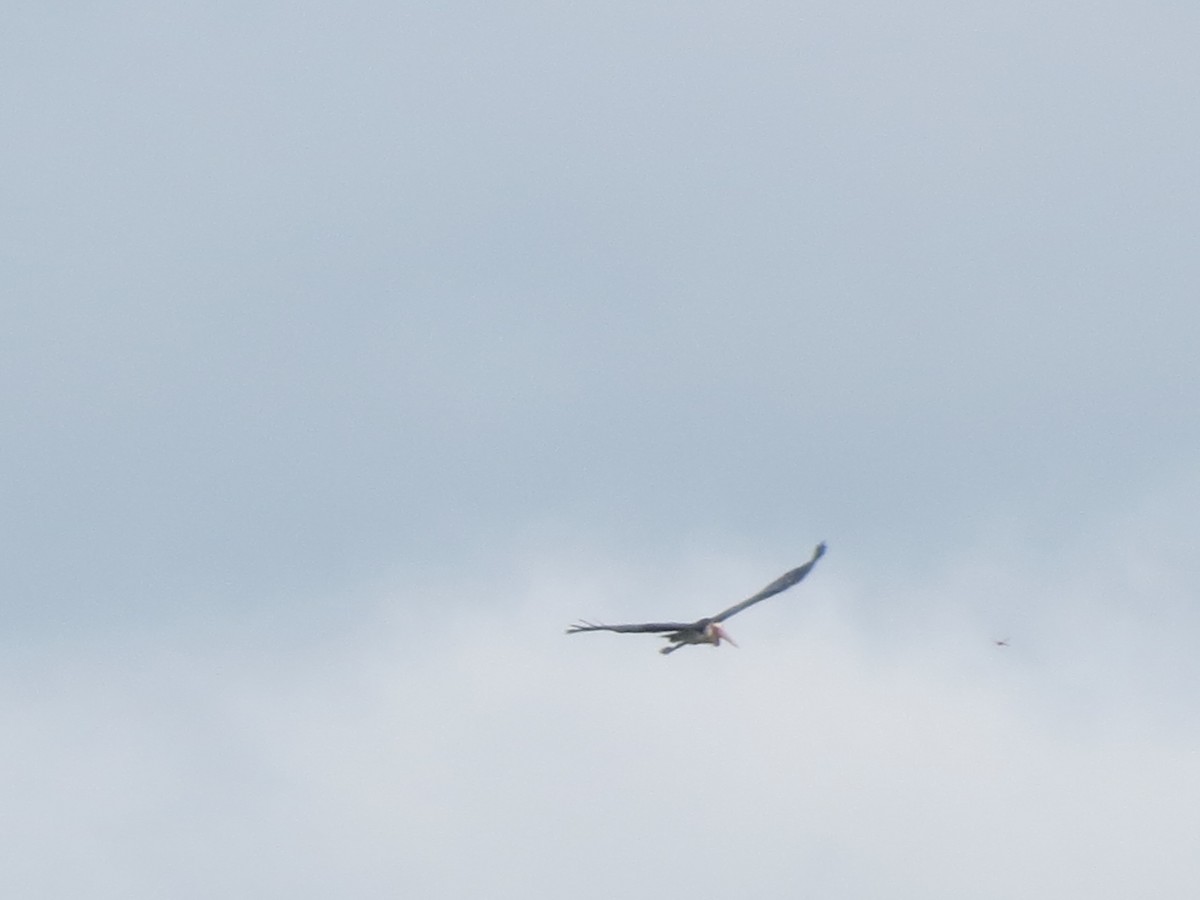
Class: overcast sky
5,2,1200,897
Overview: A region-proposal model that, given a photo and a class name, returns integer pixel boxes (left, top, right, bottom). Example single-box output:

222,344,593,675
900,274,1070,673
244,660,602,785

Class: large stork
566,542,827,654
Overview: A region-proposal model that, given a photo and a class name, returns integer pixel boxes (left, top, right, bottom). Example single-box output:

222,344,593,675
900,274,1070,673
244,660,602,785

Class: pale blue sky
4,3,1200,897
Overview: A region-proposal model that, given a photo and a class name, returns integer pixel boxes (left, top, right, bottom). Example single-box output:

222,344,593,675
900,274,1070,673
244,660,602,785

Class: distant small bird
566,542,827,655
993,638,1010,647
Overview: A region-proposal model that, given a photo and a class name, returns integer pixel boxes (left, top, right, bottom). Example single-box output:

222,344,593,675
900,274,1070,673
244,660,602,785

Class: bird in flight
566,542,827,654
993,638,1010,647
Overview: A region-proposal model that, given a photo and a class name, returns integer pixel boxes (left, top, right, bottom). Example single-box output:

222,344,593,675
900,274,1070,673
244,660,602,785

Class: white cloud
6,506,1199,898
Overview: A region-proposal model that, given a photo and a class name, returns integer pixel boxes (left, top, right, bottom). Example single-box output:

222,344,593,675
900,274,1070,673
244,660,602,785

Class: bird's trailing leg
659,622,737,655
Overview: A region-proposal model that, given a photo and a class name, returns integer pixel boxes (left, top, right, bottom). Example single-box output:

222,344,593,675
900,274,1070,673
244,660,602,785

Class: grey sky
4,2,1200,897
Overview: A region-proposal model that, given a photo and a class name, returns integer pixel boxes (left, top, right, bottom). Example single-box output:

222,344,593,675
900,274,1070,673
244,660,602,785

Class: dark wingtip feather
565,620,603,634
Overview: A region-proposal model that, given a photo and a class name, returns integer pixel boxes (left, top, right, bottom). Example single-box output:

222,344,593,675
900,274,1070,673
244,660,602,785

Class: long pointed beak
716,626,738,648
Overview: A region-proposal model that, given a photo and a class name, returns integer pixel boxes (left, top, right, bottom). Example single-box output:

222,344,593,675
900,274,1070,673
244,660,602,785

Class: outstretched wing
566,620,698,635
710,542,827,624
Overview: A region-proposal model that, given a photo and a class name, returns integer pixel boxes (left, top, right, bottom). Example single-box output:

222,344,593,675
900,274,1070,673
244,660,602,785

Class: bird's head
707,622,738,648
